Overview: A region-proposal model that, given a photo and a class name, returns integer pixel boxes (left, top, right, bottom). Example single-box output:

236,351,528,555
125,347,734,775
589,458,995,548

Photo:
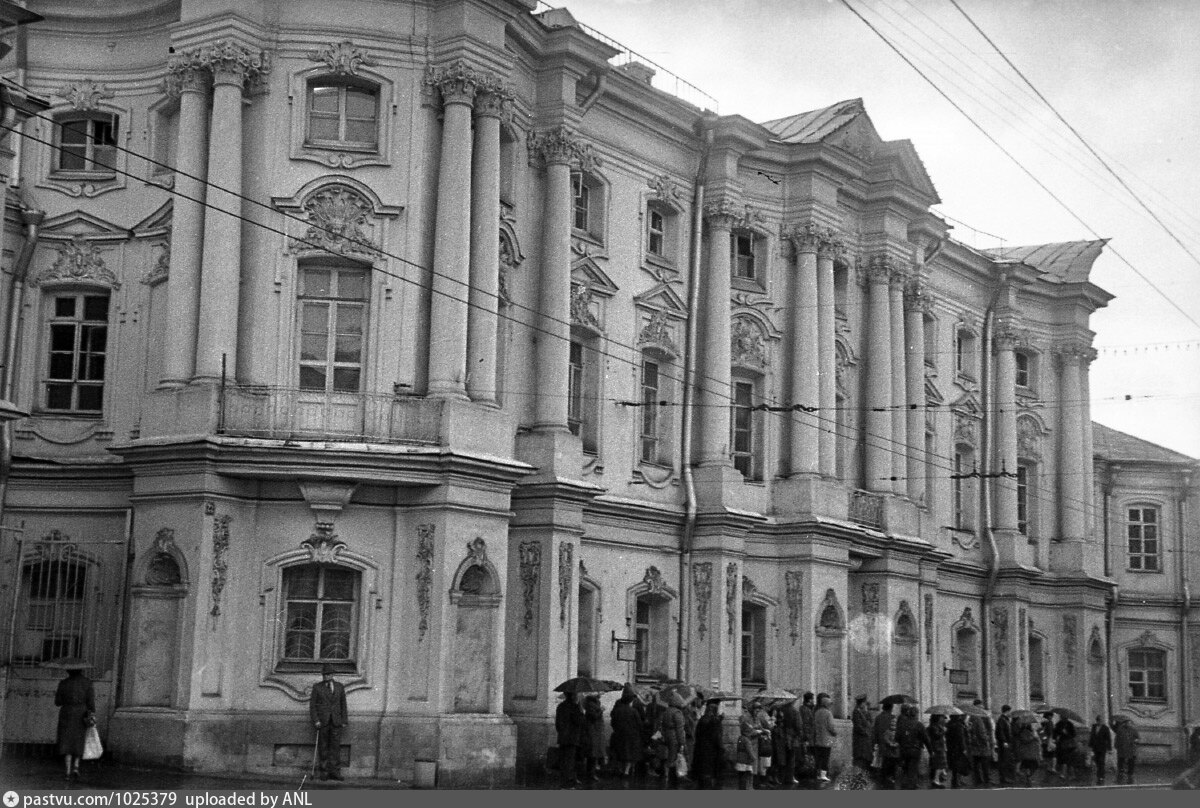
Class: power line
837,0,1200,333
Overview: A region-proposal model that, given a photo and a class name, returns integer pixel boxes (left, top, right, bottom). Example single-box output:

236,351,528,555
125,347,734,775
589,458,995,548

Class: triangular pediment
869,140,940,203
632,283,686,317
132,201,173,237
925,376,945,406
824,111,883,161
950,392,981,417
570,256,618,297
39,210,130,242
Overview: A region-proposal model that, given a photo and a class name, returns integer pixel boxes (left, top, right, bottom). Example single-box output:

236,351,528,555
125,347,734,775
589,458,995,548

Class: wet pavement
0,756,1187,791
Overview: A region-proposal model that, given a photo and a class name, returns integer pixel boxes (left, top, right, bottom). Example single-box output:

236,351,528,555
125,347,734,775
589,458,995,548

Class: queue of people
553,684,1148,790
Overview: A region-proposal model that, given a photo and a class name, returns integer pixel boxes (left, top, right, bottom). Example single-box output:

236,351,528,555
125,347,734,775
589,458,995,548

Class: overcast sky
556,0,1200,457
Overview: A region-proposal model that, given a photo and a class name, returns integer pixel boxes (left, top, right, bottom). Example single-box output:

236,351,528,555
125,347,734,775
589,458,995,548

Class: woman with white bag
53,660,96,781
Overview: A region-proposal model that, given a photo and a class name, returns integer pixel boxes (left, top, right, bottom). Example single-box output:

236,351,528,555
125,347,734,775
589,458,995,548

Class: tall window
577,583,597,677
955,328,976,378
1127,648,1166,701
18,559,87,664
923,313,936,369
306,80,379,150
634,593,670,680
567,337,599,454
647,208,665,257
298,265,368,393
282,564,359,665
56,113,117,173
570,171,604,241
1016,462,1032,535
640,358,661,464
1028,635,1045,702
568,340,584,436
45,293,108,413
732,233,756,280
1127,506,1160,571
1015,350,1031,388
572,171,590,231
732,380,760,480
741,602,767,684
953,445,976,530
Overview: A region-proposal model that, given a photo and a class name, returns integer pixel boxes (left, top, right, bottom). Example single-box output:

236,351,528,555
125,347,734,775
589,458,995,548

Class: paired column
159,60,209,387
888,263,908,495
864,255,894,492
1056,342,1092,540
816,238,839,477
466,90,506,405
993,322,1020,531
528,126,591,432
193,42,269,382
904,280,928,502
426,64,479,400
698,200,739,466
786,224,820,477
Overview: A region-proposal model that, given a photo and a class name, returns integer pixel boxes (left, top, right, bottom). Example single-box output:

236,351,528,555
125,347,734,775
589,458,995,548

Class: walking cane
299,729,320,790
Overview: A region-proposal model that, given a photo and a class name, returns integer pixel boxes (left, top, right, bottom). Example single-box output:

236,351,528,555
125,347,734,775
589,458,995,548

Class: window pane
300,333,327,363
81,353,105,382
344,119,376,145
60,120,88,145
308,118,339,142
287,566,320,599
334,335,361,363
59,148,86,171
84,324,107,354
336,272,367,300
55,297,76,318
91,146,116,171
82,295,109,321
309,86,340,113
322,569,356,601
331,367,360,392
335,305,363,335
76,385,103,411
298,365,326,391
301,303,330,335
93,119,116,145
302,270,332,297
1143,509,1157,524
46,384,72,409
50,323,76,354
344,88,376,119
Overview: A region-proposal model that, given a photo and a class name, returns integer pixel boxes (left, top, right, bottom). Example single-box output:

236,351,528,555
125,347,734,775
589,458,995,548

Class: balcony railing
218,386,442,445
849,490,884,530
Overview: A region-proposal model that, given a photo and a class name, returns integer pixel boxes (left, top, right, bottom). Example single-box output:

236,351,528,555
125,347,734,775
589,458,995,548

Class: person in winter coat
54,667,95,781
895,704,930,790
582,694,605,782
799,691,817,765
946,714,971,789
692,700,725,790
812,692,838,783
770,706,790,786
873,700,901,787
610,685,644,778
556,693,588,788
780,696,802,784
1040,712,1056,777
1089,715,1113,785
967,712,995,786
851,694,874,771
927,714,949,788
1052,715,1077,781
660,692,688,789
994,706,1015,785
736,717,760,789
1114,717,1140,785
1189,726,1200,766
643,694,667,777
1015,720,1043,787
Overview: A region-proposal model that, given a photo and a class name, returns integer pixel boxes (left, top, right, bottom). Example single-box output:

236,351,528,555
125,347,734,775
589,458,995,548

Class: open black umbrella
1046,706,1085,724
554,677,623,694
881,694,915,707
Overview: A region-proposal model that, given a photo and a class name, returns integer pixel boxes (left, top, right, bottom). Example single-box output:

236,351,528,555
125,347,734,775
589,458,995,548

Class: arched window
1017,460,1037,536
281,564,360,669
306,77,379,151
55,112,118,175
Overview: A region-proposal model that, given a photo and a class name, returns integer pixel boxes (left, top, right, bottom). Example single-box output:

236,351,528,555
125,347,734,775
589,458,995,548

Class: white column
699,200,738,466
788,224,820,477
466,88,505,405
994,324,1019,531
427,63,478,400
904,284,927,502
889,267,908,495
528,127,586,431
1058,343,1089,540
816,237,838,477
864,255,893,492
159,61,209,387
194,44,267,382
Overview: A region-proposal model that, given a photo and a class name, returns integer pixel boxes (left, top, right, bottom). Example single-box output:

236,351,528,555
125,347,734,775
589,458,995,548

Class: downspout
1179,471,1192,753
579,71,607,115
0,207,44,532
677,117,713,682
978,270,1007,707
1102,470,1115,719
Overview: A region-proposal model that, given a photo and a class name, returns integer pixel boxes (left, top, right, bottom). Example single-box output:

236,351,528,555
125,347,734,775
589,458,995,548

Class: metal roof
983,240,1108,284
1093,422,1196,465
760,98,866,144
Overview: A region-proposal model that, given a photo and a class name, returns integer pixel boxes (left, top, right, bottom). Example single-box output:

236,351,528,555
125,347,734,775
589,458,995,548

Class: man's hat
321,663,337,676
854,693,868,703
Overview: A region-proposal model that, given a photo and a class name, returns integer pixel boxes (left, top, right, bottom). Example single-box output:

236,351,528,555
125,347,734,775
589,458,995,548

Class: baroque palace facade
0,0,1193,785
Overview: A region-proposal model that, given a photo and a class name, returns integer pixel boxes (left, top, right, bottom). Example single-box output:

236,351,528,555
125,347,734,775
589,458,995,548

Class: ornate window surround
641,173,686,272
1117,630,1171,714
1121,498,1166,574
286,54,395,170
626,567,678,683
35,101,130,199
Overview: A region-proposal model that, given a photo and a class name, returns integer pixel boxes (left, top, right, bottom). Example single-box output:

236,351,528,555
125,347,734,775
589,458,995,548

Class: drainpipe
978,270,1007,707
0,206,44,532
676,117,713,682
1179,471,1192,754
579,71,608,115
1102,468,1115,720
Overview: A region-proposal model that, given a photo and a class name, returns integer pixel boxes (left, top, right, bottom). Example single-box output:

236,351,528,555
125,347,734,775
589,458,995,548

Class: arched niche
127,528,190,707
814,589,847,717
448,538,502,714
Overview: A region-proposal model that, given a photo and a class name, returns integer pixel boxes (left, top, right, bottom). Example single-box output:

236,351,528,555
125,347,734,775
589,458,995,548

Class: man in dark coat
851,694,874,771
967,709,994,787
692,700,725,789
873,699,900,788
610,684,644,777
797,692,816,778
946,714,971,788
310,664,348,781
556,693,587,788
1114,717,1139,785
895,704,930,790
1089,715,1112,785
55,667,95,781
780,695,802,784
994,705,1015,785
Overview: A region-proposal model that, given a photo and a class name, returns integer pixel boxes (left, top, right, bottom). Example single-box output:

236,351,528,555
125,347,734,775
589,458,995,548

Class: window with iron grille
282,564,359,665
1127,647,1166,701
298,265,368,393
1127,506,1160,571
44,293,108,413
306,80,379,151
56,113,118,174
18,559,87,664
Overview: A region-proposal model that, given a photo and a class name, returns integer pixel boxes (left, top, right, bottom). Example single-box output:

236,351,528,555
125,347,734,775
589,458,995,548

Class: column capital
904,275,934,313
865,253,894,284
473,88,512,119
705,196,763,230
163,61,210,98
817,232,845,262
179,40,271,88
526,125,600,171
994,316,1027,350
426,60,506,106
1053,339,1097,365
783,220,823,254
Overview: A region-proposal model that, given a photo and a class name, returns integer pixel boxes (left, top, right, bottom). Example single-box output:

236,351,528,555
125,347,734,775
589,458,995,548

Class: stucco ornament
210,514,232,620
637,309,678,357
302,522,346,565
1063,614,1078,671
57,81,115,111
34,236,120,288
415,525,434,642
648,173,681,205
992,607,1009,669
518,540,541,634
191,40,271,86
726,562,738,640
692,563,712,640
308,41,376,75
817,589,844,632
924,593,934,656
785,571,802,645
558,543,573,627
526,125,600,172
298,186,376,256
570,283,601,330
861,582,880,614
731,317,767,370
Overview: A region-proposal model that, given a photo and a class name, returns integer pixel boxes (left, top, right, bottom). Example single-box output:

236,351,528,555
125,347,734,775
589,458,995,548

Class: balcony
218,386,443,444
849,490,884,530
